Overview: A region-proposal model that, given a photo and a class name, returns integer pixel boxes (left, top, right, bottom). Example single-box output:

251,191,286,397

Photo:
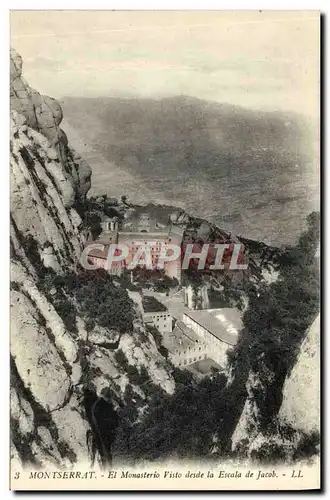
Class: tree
121,195,129,206
112,369,228,462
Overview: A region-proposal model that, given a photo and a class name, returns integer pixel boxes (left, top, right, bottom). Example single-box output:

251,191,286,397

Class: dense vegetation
113,370,229,462
130,266,179,292
39,267,135,334
145,324,169,358
74,195,122,239
230,212,320,430
142,295,167,313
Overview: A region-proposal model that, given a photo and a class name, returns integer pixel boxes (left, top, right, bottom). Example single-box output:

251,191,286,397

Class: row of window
177,353,207,366
178,345,203,353
130,247,162,251
154,317,169,324
131,242,165,247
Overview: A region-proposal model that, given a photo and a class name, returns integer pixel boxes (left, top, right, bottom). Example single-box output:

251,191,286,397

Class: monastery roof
87,243,122,262
175,320,202,344
162,320,205,354
118,231,169,241
183,308,243,345
87,244,109,260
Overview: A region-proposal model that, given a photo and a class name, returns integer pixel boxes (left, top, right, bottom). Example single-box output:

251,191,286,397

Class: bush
146,324,169,359
114,349,129,370
39,267,135,335
142,296,167,313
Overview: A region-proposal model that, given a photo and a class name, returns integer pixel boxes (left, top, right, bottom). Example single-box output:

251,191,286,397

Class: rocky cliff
230,299,320,462
11,48,92,200
10,49,175,469
279,313,320,435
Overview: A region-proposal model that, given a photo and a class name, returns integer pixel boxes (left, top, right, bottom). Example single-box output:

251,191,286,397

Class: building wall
93,226,183,282
169,343,208,368
118,233,167,270
118,232,182,282
101,219,118,232
143,311,173,333
182,313,232,368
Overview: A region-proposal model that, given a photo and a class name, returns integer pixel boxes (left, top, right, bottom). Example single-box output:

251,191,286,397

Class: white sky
10,10,319,117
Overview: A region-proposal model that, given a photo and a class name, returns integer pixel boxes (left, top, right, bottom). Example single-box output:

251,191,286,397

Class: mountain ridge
61,94,318,246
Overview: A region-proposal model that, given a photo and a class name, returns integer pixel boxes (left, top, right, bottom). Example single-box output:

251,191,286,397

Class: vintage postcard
10,10,320,491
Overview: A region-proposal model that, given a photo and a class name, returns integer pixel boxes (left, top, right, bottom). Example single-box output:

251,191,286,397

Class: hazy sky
11,11,319,117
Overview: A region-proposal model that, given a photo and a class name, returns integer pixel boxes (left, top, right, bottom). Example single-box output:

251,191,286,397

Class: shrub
114,349,129,370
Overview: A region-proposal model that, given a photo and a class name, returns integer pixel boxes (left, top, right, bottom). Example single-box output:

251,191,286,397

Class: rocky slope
229,278,320,462
279,313,320,434
11,48,92,200
230,313,320,463
10,49,175,469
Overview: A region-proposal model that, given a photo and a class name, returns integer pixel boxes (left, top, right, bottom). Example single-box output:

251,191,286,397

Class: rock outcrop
11,110,83,272
231,314,320,462
10,47,91,199
279,313,320,434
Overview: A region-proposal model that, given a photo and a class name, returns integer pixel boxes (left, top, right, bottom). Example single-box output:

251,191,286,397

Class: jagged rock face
88,322,175,399
10,107,89,465
10,260,88,467
230,314,320,461
10,110,84,272
10,50,175,468
10,48,91,199
279,313,320,434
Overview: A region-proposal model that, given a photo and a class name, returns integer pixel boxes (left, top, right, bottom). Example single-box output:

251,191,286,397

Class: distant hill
61,95,319,246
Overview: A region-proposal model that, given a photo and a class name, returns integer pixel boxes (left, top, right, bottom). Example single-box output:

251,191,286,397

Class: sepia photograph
9,9,320,491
